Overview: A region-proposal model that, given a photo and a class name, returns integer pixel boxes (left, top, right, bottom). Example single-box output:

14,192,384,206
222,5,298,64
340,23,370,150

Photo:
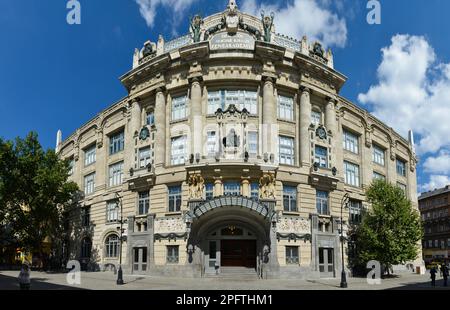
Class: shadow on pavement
389,278,450,290
0,274,86,290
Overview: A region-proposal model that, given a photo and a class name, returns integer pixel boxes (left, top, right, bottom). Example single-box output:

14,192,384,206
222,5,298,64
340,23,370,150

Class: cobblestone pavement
1,270,449,290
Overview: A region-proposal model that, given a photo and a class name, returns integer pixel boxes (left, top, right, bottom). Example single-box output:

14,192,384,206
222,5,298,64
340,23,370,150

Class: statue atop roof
261,11,274,43
228,0,238,12
190,15,203,43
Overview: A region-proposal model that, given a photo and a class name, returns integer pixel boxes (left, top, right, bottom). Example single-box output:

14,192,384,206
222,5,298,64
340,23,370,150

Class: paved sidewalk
0,270,448,290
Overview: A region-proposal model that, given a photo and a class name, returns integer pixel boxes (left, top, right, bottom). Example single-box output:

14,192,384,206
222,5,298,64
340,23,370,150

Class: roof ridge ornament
228,0,237,12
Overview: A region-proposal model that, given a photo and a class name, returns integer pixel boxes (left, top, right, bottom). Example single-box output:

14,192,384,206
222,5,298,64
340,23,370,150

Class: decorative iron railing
164,34,193,53
273,33,301,52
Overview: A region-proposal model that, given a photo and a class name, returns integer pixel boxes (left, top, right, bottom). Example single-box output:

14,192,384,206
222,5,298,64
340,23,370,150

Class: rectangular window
285,246,299,265
224,182,240,196
167,246,179,264
168,186,182,212
208,90,257,115
84,145,96,166
396,159,406,177
344,161,360,187
278,95,294,121
82,207,91,227
343,130,359,154
68,158,75,176
283,185,297,212
373,172,386,181
397,182,407,194
109,131,124,155
139,147,152,169
205,183,214,201
279,136,295,165
106,201,119,223
109,162,123,187
251,182,259,200
207,91,223,114
311,110,322,126
207,131,217,157
314,146,328,168
84,173,95,195
171,136,187,165
171,96,188,121
147,112,155,126
138,191,150,215
372,145,385,166
316,191,329,215
248,132,258,157
349,200,362,224
428,240,433,248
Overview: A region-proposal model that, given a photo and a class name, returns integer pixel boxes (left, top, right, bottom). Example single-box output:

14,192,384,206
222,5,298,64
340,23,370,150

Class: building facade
419,186,450,265
58,1,421,279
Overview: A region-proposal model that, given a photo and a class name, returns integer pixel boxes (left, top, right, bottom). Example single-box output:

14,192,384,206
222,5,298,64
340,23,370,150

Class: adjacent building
419,186,450,265
57,1,421,279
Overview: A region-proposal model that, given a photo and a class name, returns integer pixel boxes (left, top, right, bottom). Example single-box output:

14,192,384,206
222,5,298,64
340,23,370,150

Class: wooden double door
220,240,256,268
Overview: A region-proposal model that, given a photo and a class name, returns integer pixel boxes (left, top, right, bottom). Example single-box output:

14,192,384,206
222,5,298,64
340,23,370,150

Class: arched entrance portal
187,196,276,276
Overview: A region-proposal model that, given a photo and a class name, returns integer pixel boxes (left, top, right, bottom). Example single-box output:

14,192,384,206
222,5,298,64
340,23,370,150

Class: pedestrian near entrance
430,266,437,287
18,262,31,290
442,265,449,287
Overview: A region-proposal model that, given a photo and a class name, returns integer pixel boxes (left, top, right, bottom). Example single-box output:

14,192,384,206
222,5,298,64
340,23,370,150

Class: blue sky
0,0,449,193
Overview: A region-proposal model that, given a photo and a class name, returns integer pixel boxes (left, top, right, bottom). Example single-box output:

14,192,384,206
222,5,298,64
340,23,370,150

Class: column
130,99,142,136
154,88,166,169
262,77,276,156
300,87,312,167
214,179,223,197
190,78,203,157
325,98,337,136
241,179,250,197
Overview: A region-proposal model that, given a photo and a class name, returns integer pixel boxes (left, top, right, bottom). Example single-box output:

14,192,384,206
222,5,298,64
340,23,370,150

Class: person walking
430,266,437,287
442,264,448,287
18,262,31,290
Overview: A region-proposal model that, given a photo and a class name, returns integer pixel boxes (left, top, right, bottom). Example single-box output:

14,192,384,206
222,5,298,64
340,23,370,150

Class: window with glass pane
106,201,119,223
84,173,95,195
343,130,359,154
82,207,90,227
205,183,214,201
68,158,74,175
396,159,406,177
207,91,223,114
171,136,187,165
286,246,299,264
224,90,257,114
109,161,123,187
314,146,328,168
278,95,294,121
138,192,150,215
84,145,96,166
139,147,152,168
207,131,217,157
316,191,329,215
171,96,187,121
311,110,322,126
146,112,155,126
397,182,407,194
248,132,258,157
349,200,362,224
224,182,240,196
168,186,182,212
167,246,179,264
373,172,385,181
251,182,259,200
105,234,119,258
81,238,92,258
344,161,360,187
279,136,295,165
283,185,297,212
372,145,385,166
109,131,124,155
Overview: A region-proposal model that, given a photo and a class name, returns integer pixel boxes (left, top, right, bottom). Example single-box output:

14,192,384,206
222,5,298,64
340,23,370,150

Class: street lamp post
115,193,124,285
340,193,350,289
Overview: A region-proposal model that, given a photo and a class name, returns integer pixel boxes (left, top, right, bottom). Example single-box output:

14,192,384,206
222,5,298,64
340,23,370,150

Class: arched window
105,234,119,258
81,237,92,258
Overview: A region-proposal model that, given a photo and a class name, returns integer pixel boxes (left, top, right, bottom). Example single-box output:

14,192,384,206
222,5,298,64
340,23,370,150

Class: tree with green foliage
0,132,79,269
352,180,423,275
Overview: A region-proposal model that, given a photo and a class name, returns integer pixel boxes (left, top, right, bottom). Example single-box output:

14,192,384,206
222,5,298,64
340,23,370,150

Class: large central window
139,147,152,169
224,181,241,196
278,95,294,121
171,136,187,165
314,146,328,168
171,96,188,121
207,90,257,115
279,136,295,165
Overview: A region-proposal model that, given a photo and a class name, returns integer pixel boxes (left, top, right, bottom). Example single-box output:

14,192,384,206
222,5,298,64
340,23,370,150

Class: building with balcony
57,0,421,279
419,186,450,265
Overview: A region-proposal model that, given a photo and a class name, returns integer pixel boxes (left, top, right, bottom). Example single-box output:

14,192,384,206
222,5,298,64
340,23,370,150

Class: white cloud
423,150,450,175
419,175,450,193
241,0,347,48
135,0,198,28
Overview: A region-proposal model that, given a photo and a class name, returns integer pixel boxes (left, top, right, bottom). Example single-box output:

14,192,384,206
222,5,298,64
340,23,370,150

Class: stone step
204,267,259,280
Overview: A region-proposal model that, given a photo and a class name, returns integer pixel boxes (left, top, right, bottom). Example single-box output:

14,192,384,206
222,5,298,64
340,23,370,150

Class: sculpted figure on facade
190,15,203,43
261,11,274,43
259,173,276,199
188,174,205,200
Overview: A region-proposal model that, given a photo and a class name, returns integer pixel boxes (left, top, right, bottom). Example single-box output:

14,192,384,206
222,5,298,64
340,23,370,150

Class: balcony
127,165,155,191
310,164,339,190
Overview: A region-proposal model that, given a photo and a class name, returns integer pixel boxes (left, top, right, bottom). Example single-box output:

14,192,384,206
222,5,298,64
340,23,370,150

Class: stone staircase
205,267,259,280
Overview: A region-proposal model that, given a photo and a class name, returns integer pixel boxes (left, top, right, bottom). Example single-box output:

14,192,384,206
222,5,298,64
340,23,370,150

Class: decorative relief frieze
154,217,186,234
277,216,311,234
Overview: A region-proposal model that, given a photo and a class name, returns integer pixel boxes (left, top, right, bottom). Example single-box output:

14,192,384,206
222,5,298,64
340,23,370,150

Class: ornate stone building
58,1,421,279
